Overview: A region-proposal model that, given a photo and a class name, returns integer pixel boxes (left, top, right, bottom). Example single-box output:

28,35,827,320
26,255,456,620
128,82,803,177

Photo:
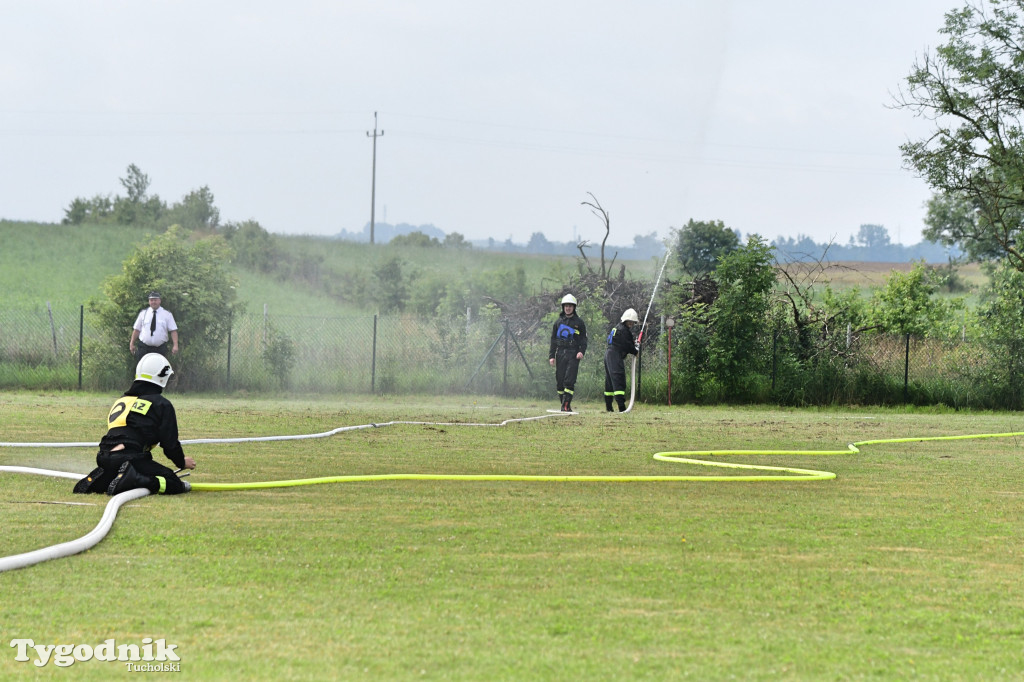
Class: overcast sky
1,1,966,247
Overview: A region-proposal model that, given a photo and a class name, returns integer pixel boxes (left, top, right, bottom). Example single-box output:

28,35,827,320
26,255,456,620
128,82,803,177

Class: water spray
624,247,671,412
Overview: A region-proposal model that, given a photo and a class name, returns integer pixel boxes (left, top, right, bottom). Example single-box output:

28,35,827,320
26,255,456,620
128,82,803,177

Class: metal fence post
666,322,673,406
46,302,58,358
771,329,777,394
503,318,509,395
226,312,233,391
371,314,378,393
78,304,84,390
904,333,910,404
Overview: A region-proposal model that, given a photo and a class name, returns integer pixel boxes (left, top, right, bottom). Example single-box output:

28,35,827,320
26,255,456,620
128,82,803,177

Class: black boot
605,396,614,412
73,467,107,494
106,461,155,496
616,397,627,412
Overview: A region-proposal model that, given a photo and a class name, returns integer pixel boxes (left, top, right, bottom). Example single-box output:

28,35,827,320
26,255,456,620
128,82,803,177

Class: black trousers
82,451,187,495
604,349,628,396
554,347,581,395
134,341,169,361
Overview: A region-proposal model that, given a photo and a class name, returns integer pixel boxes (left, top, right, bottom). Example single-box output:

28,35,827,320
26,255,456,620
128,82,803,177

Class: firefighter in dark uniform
604,308,640,412
73,353,195,496
548,294,588,412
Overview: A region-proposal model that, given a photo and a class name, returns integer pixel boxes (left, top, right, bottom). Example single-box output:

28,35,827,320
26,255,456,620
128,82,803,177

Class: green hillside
0,221,143,304
0,221,597,315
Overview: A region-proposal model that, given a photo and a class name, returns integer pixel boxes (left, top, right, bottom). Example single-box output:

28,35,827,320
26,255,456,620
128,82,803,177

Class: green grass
279,234,583,282
0,221,144,304
2,394,1023,679
0,220,591,315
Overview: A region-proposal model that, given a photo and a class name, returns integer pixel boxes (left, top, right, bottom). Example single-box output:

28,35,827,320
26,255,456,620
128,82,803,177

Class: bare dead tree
580,192,617,279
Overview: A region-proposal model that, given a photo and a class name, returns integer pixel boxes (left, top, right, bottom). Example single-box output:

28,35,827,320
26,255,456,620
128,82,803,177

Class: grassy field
0,220,977,316
2,393,1023,680
0,221,592,316
781,260,987,303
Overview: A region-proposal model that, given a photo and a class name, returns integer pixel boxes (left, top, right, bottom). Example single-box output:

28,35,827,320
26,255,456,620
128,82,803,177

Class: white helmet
621,308,639,323
560,294,578,307
136,353,174,388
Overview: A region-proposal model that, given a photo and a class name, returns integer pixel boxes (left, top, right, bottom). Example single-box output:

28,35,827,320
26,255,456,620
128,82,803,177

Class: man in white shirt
130,291,179,361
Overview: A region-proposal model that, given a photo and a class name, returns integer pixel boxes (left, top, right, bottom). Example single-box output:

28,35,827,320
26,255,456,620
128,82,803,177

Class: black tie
150,308,157,334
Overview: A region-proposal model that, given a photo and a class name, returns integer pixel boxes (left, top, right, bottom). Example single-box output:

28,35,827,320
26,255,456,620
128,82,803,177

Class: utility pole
366,112,384,245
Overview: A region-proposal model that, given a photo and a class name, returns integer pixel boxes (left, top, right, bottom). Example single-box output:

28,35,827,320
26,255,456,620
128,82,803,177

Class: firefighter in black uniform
604,308,640,412
73,353,195,496
548,294,588,412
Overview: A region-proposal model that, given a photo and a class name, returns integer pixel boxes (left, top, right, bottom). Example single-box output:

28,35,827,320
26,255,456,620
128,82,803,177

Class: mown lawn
2,393,1022,680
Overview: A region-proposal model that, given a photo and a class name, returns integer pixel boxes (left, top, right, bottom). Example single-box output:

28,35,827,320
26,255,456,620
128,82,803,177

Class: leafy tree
407,273,447,316
443,232,472,249
631,231,664,258
120,164,150,203
167,186,220,232
701,235,777,401
772,233,822,261
390,231,440,248
261,324,297,387
62,165,222,231
374,256,409,313
870,261,963,337
112,164,165,226
62,194,114,224
222,220,281,272
673,236,775,403
673,219,740,278
526,232,554,254
974,260,1024,407
922,192,1005,262
896,1,1024,271
855,224,891,249
85,225,240,389
820,285,871,334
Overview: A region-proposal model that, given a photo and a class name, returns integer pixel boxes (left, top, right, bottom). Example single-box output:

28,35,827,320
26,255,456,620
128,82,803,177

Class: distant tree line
336,220,667,260
342,220,953,264
63,164,221,233
772,224,956,264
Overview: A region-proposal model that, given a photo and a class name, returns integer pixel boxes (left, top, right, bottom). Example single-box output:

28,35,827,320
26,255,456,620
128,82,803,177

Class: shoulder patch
107,397,153,430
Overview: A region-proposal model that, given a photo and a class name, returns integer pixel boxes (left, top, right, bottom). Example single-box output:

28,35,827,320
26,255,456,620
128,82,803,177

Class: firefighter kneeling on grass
73,353,196,496
548,294,588,412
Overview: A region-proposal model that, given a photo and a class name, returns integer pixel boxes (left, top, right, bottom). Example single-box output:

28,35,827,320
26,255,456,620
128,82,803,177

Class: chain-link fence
0,304,90,389
1,302,1020,409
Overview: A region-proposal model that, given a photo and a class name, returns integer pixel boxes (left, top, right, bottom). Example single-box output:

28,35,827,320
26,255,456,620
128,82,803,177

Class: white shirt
133,306,178,346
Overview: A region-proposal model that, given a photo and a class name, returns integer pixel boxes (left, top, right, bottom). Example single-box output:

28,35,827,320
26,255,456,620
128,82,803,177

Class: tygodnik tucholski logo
10,637,181,670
